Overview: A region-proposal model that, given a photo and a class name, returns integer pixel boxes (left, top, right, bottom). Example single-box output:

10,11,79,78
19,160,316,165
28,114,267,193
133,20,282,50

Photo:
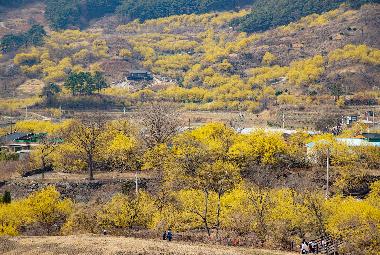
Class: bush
0,186,72,235
97,192,156,229
0,152,19,161
2,191,11,204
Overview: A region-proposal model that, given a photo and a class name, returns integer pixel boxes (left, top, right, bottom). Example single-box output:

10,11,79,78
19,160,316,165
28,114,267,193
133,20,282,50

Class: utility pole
373,108,375,128
326,148,330,199
282,113,285,129
25,106,28,119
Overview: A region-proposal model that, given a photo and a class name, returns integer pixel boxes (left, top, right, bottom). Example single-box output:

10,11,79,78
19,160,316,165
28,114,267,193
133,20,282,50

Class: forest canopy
43,0,252,29
117,0,253,22
45,0,122,30
8,0,378,31
0,0,31,7
232,0,380,32
0,24,46,53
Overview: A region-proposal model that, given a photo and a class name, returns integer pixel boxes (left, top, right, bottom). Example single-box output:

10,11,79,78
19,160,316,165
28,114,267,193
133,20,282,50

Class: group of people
162,229,173,241
301,239,319,254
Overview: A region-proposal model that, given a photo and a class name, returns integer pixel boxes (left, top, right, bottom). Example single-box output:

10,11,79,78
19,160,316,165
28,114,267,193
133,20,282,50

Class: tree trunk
135,170,139,197
216,192,222,239
41,156,46,180
203,190,211,236
88,154,94,180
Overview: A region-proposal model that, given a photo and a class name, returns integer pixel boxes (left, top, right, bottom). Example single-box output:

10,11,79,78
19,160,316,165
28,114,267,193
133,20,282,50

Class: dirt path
1,235,298,255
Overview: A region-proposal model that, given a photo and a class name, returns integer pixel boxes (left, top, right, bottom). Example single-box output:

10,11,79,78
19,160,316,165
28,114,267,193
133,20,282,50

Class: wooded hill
0,1,379,123
232,0,379,32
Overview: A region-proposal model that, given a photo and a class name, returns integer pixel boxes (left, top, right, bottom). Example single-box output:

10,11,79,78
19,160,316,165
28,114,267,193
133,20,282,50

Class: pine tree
2,191,11,204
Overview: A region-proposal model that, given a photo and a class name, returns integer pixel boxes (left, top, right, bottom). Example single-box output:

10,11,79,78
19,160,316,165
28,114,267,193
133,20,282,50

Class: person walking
311,241,318,254
301,239,309,254
162,231,167,240
309,241,314,254
167,229,173,242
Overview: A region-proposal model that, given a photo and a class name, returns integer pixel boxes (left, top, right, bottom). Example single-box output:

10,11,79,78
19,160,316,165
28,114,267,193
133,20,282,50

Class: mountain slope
0,3,379,122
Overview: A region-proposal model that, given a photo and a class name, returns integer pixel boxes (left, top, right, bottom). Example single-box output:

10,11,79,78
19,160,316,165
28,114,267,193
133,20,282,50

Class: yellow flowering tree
0,186,72,236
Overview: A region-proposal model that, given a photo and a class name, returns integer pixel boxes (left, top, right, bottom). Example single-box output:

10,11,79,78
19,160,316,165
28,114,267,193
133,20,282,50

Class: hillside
0,2,379,127
1,235,297,255
232,0,379,32
0,2,47,38
1,2,380,255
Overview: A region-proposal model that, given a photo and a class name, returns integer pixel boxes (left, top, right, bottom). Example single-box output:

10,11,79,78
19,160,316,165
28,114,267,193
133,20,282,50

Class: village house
127,70,154,81
306,133,380,155
0,132,46,159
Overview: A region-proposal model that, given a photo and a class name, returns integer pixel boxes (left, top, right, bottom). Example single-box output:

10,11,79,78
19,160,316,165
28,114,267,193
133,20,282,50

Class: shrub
2,191,11,204
0,186,72,236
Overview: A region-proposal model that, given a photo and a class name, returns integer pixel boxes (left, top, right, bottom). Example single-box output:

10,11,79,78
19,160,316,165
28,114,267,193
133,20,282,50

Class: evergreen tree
0,24,46,53
26,24,47,46
64,72,108,96
45,0,81,30
0,34,25,52
42,82,62,106
93,71,108,93
2,191,11,204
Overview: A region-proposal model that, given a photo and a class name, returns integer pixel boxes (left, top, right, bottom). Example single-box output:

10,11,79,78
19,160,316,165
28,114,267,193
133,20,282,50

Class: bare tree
35,135,60,179
229,111,246,133
65,114,108,180
301,191,327,237
247,184,273,246
139,102,181,148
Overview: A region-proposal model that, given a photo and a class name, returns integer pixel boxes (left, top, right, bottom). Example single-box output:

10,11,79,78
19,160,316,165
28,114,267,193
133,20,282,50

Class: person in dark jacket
162,231,167,240
167,229,172,241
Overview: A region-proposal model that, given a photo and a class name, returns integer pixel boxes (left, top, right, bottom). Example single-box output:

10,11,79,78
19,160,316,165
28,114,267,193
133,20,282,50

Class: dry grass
0,161,22,181
16,79,45,97
2,235,298,255
20,171,153,182
0,97,42,111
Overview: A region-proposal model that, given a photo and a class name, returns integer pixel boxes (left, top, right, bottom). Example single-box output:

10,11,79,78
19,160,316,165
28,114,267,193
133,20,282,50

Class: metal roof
362,133,380,139
129,70,151,74
336,138,378,147
241,127,318,135
0,132,29,144
307,138,380,148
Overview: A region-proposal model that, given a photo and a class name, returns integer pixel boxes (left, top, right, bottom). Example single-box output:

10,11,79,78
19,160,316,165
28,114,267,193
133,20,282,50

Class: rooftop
362,133,380,139
129,70,152,74
307,138,380,148
0,132,29,144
